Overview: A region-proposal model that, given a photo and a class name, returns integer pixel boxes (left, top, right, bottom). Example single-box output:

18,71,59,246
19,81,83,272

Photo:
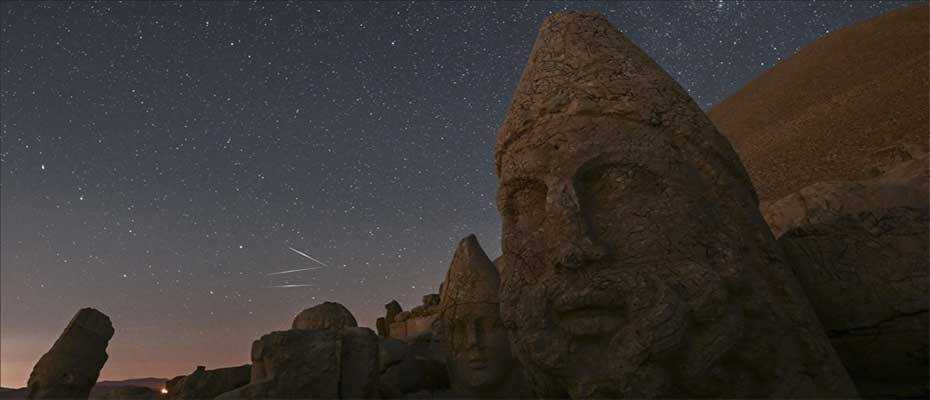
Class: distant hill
708,3,929,203
95,377,168,390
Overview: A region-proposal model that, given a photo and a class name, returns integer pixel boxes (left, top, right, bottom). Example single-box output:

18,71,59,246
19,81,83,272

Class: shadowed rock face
494,12,857,398
768,150,929,398
27,308,114,399
164,365,250,400
292,301,358,331
439,235,528,398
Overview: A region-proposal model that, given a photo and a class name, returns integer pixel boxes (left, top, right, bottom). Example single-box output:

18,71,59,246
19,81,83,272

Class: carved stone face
496,116,756,398
443,303,514,392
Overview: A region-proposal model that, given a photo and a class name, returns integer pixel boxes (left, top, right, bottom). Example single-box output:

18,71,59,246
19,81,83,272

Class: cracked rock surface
772,149,929,398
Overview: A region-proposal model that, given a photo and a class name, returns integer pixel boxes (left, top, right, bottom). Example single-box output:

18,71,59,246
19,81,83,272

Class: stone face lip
770,149,929,398
439,234,500,307
27,308,114,399
292,301,358,331
164,364,250,400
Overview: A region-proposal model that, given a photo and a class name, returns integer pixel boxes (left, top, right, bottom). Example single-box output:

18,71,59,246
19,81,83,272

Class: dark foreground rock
26,308,114,399
164,365,249,400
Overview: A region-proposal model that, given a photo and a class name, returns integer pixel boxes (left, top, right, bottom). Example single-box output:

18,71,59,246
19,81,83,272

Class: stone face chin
495,11,858,398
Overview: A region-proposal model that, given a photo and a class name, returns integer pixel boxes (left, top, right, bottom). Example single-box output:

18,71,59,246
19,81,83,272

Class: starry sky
0,0,920,388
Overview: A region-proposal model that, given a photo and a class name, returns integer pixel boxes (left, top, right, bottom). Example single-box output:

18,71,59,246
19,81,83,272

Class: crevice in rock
829,309,929,338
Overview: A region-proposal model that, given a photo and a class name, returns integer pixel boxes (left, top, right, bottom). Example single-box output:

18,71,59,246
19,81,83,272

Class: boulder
218,327,379,399
768,150,929,397
26,308,114,399
292,301,358,331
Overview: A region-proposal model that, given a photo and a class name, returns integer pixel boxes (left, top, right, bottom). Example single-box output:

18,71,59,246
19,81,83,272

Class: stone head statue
439,235,527,398
494,12,857,398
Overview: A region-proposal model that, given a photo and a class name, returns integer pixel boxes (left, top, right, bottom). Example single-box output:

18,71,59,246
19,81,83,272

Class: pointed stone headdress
495,12,757,204
440,234,500,309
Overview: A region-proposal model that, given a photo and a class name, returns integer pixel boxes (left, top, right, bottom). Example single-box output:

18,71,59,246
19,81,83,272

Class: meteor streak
268,284,317,288
287,246,329,267
266,267,322,276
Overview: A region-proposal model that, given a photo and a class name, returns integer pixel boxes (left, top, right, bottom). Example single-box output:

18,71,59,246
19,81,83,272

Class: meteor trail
287,246,329,267
266,267,322,276
268,284,317,288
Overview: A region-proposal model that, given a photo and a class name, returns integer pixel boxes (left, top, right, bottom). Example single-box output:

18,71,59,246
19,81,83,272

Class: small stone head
439,235,517,395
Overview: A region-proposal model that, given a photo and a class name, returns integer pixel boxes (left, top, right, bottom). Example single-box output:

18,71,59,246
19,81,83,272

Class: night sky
1,0,919,387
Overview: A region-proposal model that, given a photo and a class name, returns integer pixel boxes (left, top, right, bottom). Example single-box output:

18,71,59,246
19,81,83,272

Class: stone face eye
503,179,547,237
578,163,661,237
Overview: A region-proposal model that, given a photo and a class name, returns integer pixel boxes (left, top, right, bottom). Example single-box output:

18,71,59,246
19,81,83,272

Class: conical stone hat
440,234,500,309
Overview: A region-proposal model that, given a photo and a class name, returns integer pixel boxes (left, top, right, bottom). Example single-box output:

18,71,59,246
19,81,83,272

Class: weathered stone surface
378,334,449,398
339,327,380,399
164,365,250,400
217,330,341,399
439,235,529,398
26,308,114,399
218,327,379,399
494,12,857,398
768,151,929,398
376,317,388,337
292,301,358,331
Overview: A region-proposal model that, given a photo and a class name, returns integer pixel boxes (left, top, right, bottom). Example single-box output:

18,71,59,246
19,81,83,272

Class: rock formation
382,296,442,342
439,235,528,398
292,301,358,331
765,148,929,397
708,3,928,203
494,12,857,398
164,365,250,400
217,327,379,399
26,308,114,399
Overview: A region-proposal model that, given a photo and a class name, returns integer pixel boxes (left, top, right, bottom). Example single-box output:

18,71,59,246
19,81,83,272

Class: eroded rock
27,308,114,399
494,12,857,398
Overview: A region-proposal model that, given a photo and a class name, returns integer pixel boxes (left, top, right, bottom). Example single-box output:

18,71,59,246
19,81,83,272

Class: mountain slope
708,3,929,203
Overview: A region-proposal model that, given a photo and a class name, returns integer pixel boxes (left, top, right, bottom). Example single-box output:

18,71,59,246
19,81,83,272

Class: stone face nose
546,183,608,271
